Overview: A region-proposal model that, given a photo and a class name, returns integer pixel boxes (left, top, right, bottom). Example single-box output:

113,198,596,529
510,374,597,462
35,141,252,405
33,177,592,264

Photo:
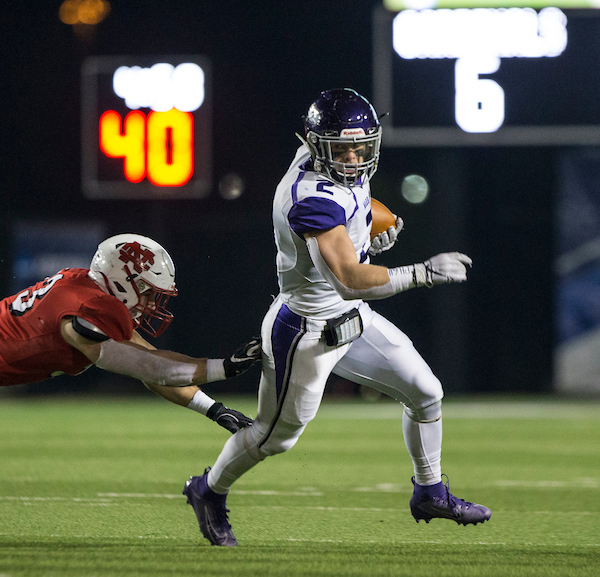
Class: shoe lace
441,474,471,513
214,505,232,527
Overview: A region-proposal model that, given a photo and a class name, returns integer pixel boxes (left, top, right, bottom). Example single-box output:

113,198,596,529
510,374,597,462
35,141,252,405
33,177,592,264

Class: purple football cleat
409,475,491,526
183,468,238,546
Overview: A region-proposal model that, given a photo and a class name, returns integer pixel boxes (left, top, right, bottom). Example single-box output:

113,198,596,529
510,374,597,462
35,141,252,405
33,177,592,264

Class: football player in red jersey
0,233,260,434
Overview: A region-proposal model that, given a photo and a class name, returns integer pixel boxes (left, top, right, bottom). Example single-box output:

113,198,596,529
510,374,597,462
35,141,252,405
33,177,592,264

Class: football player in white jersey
183,89,491,546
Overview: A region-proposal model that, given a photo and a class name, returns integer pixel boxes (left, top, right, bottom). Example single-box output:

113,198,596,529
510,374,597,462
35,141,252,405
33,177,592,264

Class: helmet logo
340,128,366,137
306,104,321,125
119,242,155,273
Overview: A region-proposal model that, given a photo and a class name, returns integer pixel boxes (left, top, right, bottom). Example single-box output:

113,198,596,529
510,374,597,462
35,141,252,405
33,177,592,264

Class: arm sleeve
95,340,197,386
288,197,347,236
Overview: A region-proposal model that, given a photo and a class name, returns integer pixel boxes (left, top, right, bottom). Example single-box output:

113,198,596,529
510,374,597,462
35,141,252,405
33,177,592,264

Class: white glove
413,252,473,287
368,216,404,256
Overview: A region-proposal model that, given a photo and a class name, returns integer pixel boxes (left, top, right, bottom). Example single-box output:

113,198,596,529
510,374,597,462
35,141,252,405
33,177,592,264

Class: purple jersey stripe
291,171,306,204
348,189,360,221
272,304,303,400
258,303,306,451
289,197,346,236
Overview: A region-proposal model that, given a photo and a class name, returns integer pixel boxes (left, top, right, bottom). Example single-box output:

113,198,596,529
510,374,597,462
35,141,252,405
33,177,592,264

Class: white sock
402,411,442,486
207,427,261,494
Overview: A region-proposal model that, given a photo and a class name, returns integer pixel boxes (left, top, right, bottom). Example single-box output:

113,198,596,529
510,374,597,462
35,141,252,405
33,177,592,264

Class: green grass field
0,395,599,576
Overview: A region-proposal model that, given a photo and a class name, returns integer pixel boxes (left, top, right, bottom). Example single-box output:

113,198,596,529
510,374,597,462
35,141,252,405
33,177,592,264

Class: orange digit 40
99,109,194,187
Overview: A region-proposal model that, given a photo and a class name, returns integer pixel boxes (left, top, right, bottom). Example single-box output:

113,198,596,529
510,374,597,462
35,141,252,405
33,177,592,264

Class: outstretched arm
128,331,255,433
127,330,202,407
60,319,258,433
305,225,472,300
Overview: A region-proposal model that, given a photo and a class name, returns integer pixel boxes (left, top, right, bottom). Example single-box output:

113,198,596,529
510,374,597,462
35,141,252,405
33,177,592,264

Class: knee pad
404,399,442,423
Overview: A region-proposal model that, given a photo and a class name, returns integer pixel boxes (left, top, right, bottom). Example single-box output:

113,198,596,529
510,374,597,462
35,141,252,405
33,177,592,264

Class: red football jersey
0,268,134,386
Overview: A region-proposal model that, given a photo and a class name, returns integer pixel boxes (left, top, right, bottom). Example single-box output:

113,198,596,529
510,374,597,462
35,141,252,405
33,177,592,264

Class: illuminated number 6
455,56,505,134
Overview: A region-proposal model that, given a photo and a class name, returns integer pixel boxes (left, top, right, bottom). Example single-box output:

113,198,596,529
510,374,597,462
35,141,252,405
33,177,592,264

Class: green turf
0,395,599,576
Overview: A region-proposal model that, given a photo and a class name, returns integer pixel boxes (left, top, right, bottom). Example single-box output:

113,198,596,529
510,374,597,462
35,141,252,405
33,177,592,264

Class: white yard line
0,496,113,502
0,476,597,505
494,478,599,488
2,493,598,519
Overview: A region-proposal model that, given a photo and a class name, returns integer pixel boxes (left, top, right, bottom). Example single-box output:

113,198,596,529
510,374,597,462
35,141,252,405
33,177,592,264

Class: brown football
370,198,396,240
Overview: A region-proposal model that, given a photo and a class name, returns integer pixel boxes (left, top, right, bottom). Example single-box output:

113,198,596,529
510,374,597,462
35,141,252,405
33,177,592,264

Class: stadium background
1,0,594,399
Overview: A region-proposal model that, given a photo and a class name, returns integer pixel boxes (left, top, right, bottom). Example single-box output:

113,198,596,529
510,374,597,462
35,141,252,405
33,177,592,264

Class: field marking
232,490,324,496
494,478,599,489
254,505,393,512
97,493,182,499
353,483,411,493
1,476,598,506
3,496,598,517
1,531,599,547
280,538,600,547
0,496,113,502
245,504,600,517
282,538,510,545
97,490,324,498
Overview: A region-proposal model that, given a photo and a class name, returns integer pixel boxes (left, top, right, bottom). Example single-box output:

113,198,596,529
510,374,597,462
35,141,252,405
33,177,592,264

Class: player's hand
206,402,254,434
368,216,404,256
421,252,472,287
223,336,261,378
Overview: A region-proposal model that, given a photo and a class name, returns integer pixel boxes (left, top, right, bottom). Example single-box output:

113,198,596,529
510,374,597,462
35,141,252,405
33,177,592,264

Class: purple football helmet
303,88,381,186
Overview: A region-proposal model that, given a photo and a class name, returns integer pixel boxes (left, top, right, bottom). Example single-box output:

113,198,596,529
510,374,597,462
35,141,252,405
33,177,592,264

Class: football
370,198,396,240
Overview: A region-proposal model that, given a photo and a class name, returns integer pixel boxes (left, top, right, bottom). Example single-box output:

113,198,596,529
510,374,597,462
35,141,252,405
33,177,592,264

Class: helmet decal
118,242,156,274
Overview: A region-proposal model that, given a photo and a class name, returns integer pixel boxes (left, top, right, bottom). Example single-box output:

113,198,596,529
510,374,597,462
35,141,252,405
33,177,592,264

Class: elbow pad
306,236,417,300
96,340,197,387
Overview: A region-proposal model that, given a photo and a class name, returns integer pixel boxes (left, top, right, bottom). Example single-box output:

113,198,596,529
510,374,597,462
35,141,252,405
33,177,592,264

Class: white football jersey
273,145,373,319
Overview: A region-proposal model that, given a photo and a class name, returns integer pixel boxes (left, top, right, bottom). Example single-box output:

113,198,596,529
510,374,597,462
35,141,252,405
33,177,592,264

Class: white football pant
207,297,444,493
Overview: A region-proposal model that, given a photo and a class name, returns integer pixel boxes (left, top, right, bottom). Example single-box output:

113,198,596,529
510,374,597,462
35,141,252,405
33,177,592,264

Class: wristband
206,358,226,382
187,390,216,416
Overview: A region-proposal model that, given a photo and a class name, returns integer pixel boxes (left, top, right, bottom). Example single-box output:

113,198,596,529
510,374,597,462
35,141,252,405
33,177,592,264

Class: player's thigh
332,308,443,410
258,299,348,428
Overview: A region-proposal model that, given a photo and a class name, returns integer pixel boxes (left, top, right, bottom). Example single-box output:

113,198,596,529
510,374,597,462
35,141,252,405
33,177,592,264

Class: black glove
206,402,254,434
223,336,262,379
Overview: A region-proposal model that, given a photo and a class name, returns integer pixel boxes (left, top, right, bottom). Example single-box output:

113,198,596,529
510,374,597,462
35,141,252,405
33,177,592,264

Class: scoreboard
81,55,211,198
372,5,600,146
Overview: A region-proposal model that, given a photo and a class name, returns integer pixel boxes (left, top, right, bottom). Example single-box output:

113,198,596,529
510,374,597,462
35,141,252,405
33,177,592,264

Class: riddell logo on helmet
119,242,155,273
340,128,366,137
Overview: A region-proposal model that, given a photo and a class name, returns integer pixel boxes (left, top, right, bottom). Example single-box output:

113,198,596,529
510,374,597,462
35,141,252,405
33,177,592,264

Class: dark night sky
1,1,568,395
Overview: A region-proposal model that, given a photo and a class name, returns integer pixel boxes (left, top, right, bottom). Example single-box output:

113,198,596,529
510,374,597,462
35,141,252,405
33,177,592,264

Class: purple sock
198,473,228,507
414,479,446,500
